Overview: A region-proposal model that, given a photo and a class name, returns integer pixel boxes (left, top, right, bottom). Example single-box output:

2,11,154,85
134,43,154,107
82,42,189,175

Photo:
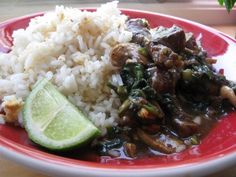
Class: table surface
0,2,235,177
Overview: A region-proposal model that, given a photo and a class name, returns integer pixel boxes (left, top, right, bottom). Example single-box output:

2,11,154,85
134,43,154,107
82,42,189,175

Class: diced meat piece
119,113,135,126
150,68,180,94
185,32,199,51
152,25,186,53
110,43,149,67
147,43,184,69
1,98,23,123
151,68,172,93
173,117,199,138
126,18,152,46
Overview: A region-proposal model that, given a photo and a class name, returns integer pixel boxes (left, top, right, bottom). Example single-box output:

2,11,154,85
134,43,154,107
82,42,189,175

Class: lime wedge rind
23,78,101,151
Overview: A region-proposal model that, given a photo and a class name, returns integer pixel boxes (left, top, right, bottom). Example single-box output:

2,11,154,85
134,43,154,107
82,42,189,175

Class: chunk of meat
126,18,152,46
149,67,181,94
147,43,184,69
2,98,23,123
185,32,199,51
152,25,186,53
173,116,199,138
110,43,149,67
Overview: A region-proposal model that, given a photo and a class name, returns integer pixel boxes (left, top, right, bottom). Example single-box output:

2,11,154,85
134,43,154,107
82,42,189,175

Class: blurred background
0,0,235,24
0,0,235,37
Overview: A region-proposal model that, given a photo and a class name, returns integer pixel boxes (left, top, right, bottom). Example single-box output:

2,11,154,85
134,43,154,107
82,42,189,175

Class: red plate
0,9,236,177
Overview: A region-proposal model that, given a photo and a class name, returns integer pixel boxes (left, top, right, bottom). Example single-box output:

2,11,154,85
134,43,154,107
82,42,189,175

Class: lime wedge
23,78,100,150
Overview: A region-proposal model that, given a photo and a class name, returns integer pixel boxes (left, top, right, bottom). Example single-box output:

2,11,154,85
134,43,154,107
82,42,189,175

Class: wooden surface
0,2,235,177
212,25,236,38
0,158,46,177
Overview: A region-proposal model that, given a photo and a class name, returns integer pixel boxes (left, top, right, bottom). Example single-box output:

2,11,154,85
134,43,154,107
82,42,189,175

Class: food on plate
0,2,235,159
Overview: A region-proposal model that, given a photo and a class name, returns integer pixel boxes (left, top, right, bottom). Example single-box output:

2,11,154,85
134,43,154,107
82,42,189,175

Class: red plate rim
1,133,236,169
0,8,236,175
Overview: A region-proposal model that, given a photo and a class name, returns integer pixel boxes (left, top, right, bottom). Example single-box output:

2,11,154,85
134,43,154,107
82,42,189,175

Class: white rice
0,2,132,134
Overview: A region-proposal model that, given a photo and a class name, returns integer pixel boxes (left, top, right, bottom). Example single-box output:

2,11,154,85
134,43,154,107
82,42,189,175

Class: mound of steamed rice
0,2,132,134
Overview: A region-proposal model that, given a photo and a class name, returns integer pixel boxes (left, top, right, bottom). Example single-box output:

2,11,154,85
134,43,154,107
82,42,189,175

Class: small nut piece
124,142,137,158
